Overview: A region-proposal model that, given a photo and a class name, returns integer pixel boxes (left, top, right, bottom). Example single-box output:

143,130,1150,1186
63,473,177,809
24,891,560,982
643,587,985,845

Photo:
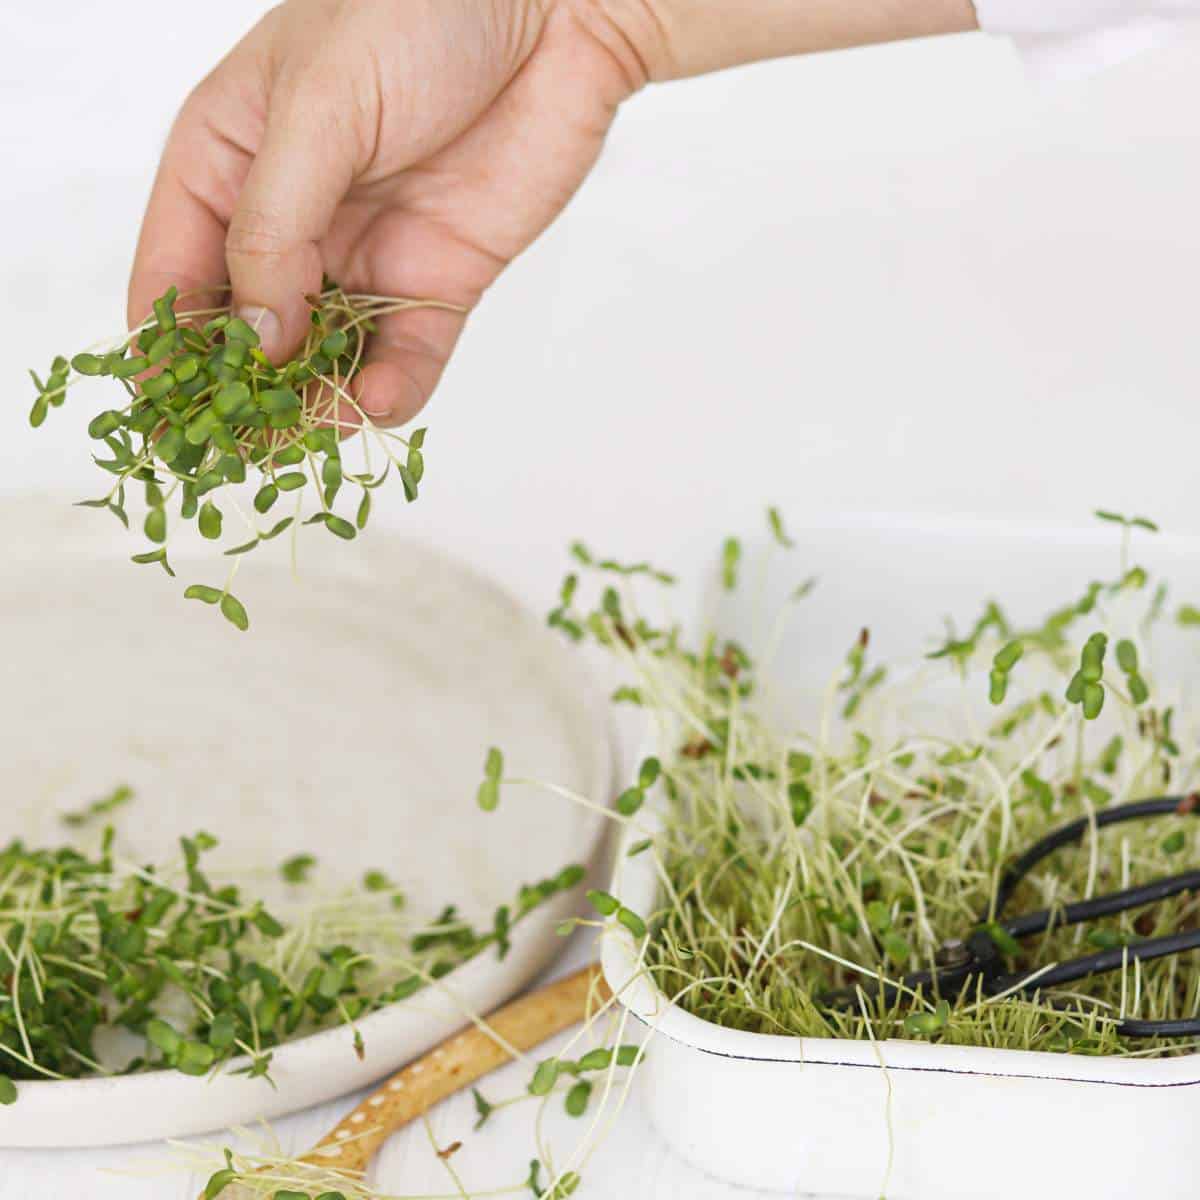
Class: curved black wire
988,796,1200,1037
990,929,1200,994
1001,871,1200,939
818,797,1200,1037
990,796,1194,918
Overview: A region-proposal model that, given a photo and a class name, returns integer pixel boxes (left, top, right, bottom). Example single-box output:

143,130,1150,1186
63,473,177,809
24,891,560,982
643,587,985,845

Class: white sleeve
973,0,1200,80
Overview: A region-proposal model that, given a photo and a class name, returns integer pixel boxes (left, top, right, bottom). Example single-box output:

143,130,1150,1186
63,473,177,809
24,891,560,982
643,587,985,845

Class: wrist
596,0,979,83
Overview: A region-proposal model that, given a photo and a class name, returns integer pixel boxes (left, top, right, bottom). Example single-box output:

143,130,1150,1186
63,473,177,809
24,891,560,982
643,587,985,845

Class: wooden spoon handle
302,965,609,1177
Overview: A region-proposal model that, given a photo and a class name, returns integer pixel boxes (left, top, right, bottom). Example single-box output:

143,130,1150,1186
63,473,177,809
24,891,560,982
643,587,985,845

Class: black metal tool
819,796,1200,1037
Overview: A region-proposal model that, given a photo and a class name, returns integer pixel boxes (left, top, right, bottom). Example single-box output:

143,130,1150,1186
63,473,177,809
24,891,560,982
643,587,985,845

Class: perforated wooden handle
300,965,608,1178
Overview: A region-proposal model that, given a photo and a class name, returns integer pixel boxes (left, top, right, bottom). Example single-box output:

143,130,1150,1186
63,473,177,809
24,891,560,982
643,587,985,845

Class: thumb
226,88,357,361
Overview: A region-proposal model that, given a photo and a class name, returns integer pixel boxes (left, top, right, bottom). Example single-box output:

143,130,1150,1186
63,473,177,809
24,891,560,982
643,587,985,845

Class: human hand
128,0,976,427
127,0,649,427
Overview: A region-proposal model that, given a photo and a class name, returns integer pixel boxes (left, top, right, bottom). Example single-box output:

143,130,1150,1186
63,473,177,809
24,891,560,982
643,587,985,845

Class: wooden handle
302,965,609,1177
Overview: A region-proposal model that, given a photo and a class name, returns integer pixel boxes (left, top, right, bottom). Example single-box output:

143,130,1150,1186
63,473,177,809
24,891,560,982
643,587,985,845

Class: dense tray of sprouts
545,512,1200,1057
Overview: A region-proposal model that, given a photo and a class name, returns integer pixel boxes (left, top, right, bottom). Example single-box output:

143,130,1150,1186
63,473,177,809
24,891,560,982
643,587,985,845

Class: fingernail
235,305,282,358
353,373,393,421
360,391,393,419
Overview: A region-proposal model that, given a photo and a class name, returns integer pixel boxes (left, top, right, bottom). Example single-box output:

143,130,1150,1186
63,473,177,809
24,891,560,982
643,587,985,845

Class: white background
3,3,1200,1196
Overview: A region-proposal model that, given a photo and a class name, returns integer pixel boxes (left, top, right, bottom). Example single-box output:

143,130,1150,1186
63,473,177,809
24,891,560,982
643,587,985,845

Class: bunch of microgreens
29,283,450,629
0,799,584,1108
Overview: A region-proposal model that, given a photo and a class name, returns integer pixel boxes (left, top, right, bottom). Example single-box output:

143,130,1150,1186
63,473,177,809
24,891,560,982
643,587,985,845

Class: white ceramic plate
0,497,613,1147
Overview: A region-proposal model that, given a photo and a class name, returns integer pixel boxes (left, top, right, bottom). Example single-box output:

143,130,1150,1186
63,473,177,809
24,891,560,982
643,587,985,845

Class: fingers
127,11,280,332
225,83,358,362
353,305,469,428
127,107,236,332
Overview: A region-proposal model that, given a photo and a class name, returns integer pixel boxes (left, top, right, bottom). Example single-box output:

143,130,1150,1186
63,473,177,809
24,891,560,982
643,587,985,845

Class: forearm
601,0,979,82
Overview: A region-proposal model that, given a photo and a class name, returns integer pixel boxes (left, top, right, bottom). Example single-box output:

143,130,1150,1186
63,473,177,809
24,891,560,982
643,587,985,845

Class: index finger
128,127,229,328
127,96,254,330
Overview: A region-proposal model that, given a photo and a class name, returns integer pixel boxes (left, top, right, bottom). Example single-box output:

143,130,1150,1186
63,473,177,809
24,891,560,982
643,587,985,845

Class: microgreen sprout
1115,638,1150,705
721,537,741,591
766,506,794,548
1066,631,1108,719
613,757,660,818
281,854,317,884
1094,510,1159,533
472,1086,496,1129
839,627,886,719
60,783,134,827
189,1139,364,1200
988,640,1023,705
477,747,505,812
33,283,458,628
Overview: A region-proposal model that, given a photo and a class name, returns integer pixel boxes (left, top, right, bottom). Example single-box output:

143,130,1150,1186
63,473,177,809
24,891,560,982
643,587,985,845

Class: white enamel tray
602,514,1200,1200
0,497,613,1148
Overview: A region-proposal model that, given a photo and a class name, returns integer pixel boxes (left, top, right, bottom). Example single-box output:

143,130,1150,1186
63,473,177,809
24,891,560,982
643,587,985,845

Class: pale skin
128,0,978,427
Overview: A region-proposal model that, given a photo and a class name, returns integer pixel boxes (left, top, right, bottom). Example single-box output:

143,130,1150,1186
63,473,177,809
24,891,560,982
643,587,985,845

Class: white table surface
5,4,1200,1195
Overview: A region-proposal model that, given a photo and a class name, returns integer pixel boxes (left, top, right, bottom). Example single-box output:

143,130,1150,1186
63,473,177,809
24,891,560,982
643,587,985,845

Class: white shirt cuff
974,1,1200,79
